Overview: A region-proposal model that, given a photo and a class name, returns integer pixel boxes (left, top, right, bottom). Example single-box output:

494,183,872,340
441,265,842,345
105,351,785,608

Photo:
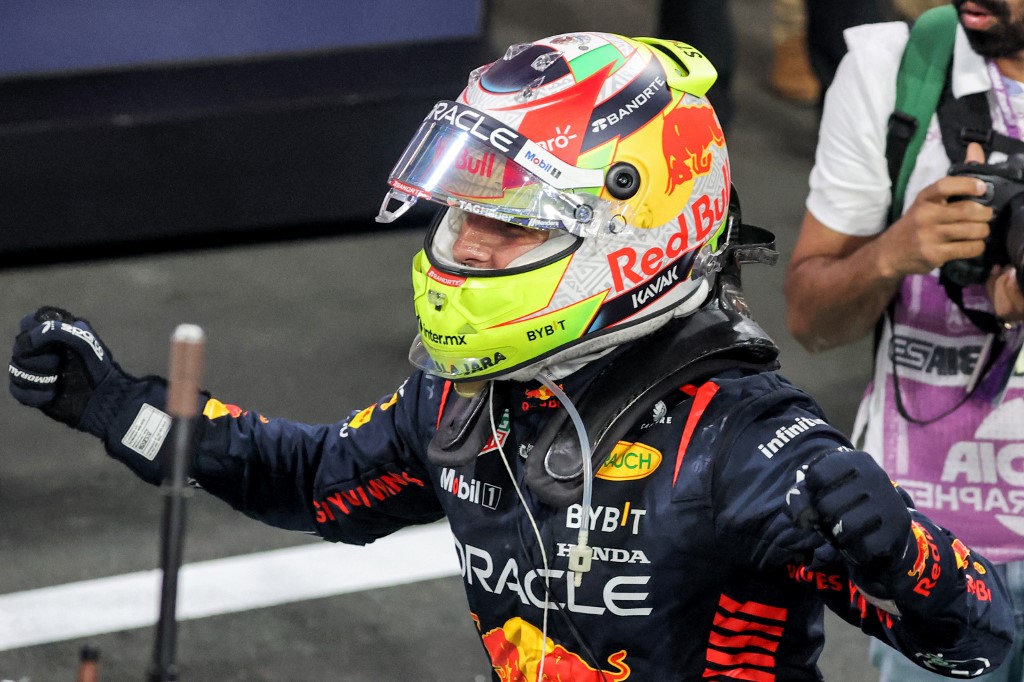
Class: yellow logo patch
596,441,662,481
203,398,232,420
348,404,376,429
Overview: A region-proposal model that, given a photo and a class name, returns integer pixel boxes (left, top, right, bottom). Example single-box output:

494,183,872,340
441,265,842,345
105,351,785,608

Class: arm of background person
785,145,992,354
784,211,902,353
786,21,999,353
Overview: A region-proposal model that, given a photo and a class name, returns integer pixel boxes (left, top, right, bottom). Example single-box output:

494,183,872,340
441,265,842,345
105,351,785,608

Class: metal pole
147,324,205,682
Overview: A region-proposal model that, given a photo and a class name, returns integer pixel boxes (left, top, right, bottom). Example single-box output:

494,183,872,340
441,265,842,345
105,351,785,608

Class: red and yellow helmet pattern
378,32,731,381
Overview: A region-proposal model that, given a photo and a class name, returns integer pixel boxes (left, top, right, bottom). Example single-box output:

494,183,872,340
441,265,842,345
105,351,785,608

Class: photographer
785,2,1024,680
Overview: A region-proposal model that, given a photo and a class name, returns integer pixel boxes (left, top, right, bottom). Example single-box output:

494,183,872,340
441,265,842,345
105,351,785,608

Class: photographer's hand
786,145,993,353
879,143,993,279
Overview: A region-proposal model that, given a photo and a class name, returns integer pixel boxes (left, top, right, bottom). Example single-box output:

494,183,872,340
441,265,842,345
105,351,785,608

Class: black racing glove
9,306,133,437
785,448,913,597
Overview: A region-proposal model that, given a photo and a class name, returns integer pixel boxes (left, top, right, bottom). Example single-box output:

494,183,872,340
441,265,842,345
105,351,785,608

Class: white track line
0,523,459,652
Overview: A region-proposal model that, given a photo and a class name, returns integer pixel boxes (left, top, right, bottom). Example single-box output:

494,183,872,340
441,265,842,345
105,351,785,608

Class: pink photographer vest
855,272,1024,563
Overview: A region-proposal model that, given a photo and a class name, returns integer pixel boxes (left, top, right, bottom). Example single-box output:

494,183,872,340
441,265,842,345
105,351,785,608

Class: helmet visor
385,105,618,236
427,207,580,274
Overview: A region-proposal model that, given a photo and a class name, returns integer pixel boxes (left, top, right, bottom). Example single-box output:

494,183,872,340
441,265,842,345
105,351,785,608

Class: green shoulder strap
886,5,959,224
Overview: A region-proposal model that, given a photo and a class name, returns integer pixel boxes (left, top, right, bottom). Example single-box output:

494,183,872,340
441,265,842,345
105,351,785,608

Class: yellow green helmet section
410,250,606,379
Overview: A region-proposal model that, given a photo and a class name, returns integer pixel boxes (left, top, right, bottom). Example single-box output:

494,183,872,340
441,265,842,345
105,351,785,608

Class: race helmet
377,32,732,382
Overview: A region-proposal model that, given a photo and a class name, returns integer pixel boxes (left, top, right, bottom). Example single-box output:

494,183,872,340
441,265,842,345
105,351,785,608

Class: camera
945,155,1024,292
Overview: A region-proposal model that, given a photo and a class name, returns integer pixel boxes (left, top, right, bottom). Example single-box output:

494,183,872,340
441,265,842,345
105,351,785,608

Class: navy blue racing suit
97,355,1013,680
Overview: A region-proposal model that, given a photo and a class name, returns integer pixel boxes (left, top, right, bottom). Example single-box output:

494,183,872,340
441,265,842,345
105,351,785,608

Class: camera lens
941,257,989,287
1007,194,1024,293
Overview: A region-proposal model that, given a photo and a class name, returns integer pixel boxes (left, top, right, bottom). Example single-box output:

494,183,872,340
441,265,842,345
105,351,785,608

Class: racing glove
786,448,913,598
9,306,136,438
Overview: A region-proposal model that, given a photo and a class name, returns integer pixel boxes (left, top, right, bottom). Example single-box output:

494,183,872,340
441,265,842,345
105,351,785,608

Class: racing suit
89,326,1013,680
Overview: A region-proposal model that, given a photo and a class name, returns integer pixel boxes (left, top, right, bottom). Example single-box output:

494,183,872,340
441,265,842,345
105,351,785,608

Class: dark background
0,0,485,263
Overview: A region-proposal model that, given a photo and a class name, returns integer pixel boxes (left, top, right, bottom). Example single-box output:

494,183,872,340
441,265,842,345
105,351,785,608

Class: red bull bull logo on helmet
456,148,497,178
481,616,631,681
662,104,725,194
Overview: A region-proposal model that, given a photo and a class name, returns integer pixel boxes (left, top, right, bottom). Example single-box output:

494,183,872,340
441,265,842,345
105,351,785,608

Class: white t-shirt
806,21,994,235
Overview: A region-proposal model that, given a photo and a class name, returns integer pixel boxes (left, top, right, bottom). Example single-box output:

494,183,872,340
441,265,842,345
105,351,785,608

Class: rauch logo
596,441,662,481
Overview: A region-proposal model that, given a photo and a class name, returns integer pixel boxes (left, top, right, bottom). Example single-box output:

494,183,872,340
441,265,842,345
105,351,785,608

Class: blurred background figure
805,0,883,103
657,0,895,120
769,0,946,108
769,0,820,105
656,0,736,129
891,0,947,20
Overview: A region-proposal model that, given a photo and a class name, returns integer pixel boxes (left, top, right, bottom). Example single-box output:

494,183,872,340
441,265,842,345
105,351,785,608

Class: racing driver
8,32,1015,680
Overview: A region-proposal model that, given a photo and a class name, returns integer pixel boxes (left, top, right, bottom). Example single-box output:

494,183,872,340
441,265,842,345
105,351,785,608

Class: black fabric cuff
91,373,172,485
78,368,141,439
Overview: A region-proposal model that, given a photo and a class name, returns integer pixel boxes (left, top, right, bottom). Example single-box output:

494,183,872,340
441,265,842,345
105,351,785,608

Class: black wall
0,38,485,266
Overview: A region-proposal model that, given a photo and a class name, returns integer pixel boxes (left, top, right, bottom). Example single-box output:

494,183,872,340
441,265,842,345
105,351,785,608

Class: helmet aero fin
633,37,718,97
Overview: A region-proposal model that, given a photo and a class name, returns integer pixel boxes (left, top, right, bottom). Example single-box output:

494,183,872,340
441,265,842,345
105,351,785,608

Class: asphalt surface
0,0,882,679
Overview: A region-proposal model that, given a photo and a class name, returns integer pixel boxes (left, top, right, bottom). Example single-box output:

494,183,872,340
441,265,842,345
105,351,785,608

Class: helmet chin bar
375,189,417,224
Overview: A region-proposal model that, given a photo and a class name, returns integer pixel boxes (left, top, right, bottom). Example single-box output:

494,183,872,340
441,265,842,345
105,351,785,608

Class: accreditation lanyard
987,59,1024,140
